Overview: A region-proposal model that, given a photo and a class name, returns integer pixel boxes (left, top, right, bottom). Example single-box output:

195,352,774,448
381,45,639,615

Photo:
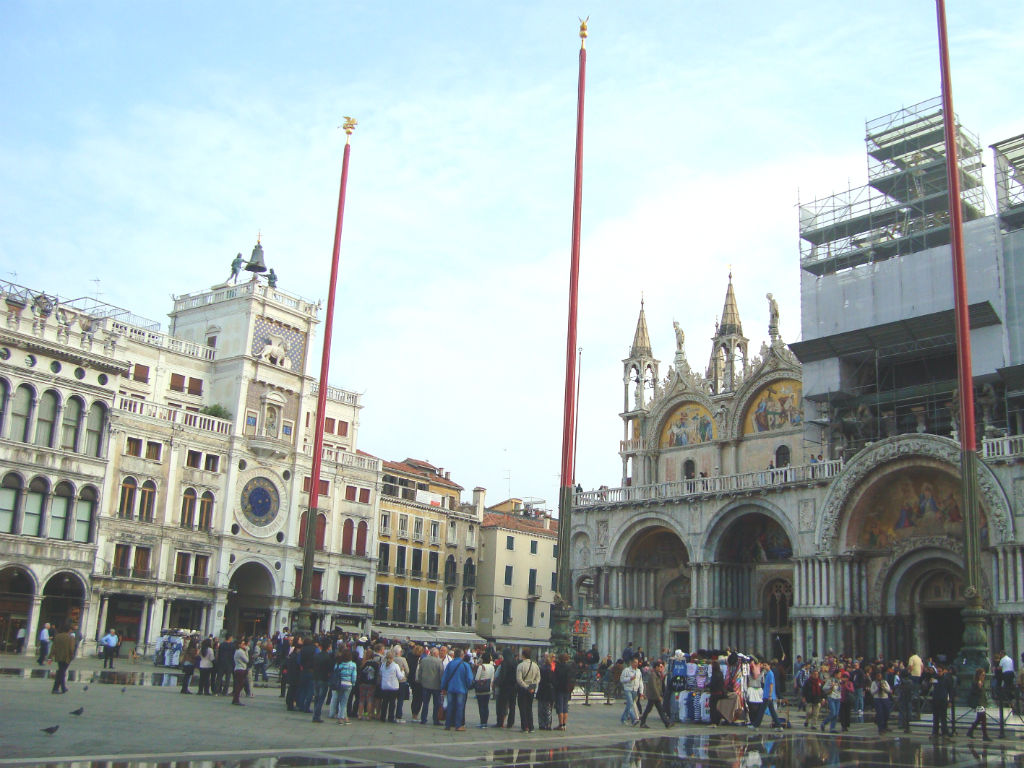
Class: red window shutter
325,417,335,433
355,521,367,556
358,488,370,504
338,574,351,601
315,514,326,551
337,421,349,437
170,373,185,392
345,485,357,501
298,511,307,547
342,519,354,554
187,377,203,395
352,575,364,602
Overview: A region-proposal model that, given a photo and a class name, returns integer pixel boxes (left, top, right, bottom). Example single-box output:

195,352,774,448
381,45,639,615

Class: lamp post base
550,603,573,657
292,607,313,637
954,593,990,704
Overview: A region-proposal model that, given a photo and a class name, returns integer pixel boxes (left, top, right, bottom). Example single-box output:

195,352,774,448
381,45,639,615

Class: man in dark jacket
416,647,443,725
495,647,518,728
311,639,334,723
638,659,671,728
298,635,317,713
216,635,235,695
50,624,77,694
285,636,303,711
930,666,955,739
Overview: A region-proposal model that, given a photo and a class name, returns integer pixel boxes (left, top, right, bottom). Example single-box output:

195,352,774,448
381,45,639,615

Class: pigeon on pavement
70,707,84,716
41,725,59,735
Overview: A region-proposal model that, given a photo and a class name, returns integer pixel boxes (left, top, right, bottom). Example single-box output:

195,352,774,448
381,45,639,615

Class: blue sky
2,1,1022,508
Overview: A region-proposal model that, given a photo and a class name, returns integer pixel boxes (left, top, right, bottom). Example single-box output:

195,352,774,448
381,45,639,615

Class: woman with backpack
966,667,991,740
330,649,357,724
356,654,380,720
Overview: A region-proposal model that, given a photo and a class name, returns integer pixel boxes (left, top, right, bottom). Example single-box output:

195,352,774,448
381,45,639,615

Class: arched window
341,519,354,554
198,491,214,531
138,480,156,522
0,473,23,534
444,555,457,584
34,389,59,447
462,558,475,587
444,592,453,625
683,459,696,480
315,514,326,551
61,396,83,451
765,580,793,628
84,402,107,457
355,520,368,556
74,486,97,543
118,477,137,519
23,477,48,536
11,385,33,443
180,488,197,528
461,592,473,626
0,378,8,434
50,482,74,539
775,445,791,468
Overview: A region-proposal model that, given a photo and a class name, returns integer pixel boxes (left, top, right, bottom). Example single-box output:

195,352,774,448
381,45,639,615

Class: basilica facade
570,276,1023,665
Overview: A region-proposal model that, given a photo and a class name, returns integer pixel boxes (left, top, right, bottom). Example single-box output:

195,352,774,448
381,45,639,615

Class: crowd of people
166,629,578,731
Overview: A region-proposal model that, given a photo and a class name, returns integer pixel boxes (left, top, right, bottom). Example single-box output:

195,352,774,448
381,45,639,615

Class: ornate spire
718,271,743,337
630,300,652,358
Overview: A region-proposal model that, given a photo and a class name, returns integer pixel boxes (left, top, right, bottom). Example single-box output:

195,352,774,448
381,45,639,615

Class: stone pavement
2,652,1024,766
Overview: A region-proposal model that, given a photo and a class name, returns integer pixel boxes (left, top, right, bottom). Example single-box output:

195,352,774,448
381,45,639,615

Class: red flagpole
936,0,988,676
553,21,588,653
297,118,357,632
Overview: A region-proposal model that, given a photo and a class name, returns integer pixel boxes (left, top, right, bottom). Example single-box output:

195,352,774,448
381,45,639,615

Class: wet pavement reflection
21,732,1024,768
0,667,182,685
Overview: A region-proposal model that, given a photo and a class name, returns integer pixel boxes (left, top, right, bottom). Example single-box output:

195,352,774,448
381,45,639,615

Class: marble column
95,595,109,641
26,596,42,655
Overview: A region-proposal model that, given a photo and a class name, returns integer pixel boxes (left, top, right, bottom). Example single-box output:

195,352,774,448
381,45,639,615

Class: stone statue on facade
767,293,780,341
229,253,244,284
673,321,685,352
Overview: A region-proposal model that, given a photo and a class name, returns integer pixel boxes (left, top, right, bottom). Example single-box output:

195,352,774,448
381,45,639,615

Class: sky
2,1,1022,510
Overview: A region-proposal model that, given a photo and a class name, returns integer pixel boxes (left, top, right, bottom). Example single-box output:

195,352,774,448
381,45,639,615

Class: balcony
983,434,1024,461
337,595,366,605
444,572,459,588
573,460,843,509
394,565,407,577
193,575,209,586
111,566,131,578
502,616,514,625
427,570,439,582
410,569,423,580
132,568,153,580
299,443,381,472
413,532,425,542
173,573,191,585
376,562,390,574
116,395,232,436
398,527,409,540
528,584,542,599
374,605,389,621
379,526,392,537
463,574,476,588
429,536,441,546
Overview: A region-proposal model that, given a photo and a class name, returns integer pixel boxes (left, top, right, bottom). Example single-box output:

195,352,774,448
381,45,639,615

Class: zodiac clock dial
240,476,280,527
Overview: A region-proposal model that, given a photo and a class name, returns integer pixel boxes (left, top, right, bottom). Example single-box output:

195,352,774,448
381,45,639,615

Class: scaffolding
800,97,985,276
993,133,1024,231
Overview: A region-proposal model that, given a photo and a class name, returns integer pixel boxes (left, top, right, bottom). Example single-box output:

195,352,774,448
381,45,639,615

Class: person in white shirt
998,650,1015,699
619,657,644,726
37,623,51,665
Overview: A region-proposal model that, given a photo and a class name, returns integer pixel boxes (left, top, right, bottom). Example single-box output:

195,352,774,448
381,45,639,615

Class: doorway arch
226,562,275,637
0,565,35,652
41,571,87,631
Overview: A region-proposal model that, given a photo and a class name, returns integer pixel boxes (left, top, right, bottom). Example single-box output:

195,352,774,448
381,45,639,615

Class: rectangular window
186,450,202,468
282,421,293,436
204,454,220,472
413,518,424,541
358,487,370,504
530,540,538,554
125,436,142,457
145,441,162,461
338,574,351,602
502,598,512,624
169,373,185,392
352,575,364,602
526,601,536,627
504,565,513,586
396,546,407,575
506,535,514,551
553,544,559,558
325,417,335,433
245,411,258,435
426,591,437,624
133,364,150,383
48,493,70,539
447,521,458,545
409,588,420,621
398,514,409,538
197,493,213,531
430,521,440,544
378,542,390,567
302,477,330,495
411,548,423,574
138,483,155,521
466,526,475,548
528,568,537,593
428,551,439,580
187,377,203,395
174,552,191,582
379,512,390,536
345,485,357,501
113,544,131,573
206,335,217,348
551,571,558,591
336,420,349,437
133,546,151,577
193,555,209,583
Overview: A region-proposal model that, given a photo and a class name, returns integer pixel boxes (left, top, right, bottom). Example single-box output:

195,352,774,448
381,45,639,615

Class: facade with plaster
571,101,1024,665
0,244,381,653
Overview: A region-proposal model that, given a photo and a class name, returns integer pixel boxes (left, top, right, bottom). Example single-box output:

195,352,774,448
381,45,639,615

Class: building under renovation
570,98,1024,665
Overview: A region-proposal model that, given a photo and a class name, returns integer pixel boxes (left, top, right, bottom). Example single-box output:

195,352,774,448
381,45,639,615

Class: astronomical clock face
240,476,280,527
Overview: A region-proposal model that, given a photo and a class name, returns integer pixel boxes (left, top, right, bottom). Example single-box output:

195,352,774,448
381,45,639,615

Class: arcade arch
0,565,35,652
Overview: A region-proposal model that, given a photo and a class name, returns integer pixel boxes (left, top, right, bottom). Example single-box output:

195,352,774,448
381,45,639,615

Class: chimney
473,487,486,519
445,471,450,480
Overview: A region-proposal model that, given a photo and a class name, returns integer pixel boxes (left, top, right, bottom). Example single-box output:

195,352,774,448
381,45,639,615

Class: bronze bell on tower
245,240,267,273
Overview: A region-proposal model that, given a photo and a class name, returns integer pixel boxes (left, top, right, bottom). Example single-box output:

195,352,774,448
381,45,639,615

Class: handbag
475,677,492,694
